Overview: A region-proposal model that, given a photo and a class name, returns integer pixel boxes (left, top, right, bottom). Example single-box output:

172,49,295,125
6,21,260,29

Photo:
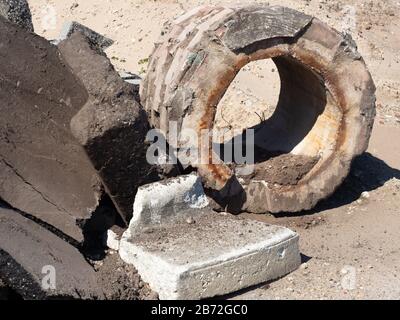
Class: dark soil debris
96,252,158,300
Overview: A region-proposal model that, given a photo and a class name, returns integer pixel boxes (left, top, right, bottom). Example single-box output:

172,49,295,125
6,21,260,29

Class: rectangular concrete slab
120,212,300,299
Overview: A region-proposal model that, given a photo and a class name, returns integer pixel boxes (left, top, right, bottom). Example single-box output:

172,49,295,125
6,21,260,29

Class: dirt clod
96,253,158,300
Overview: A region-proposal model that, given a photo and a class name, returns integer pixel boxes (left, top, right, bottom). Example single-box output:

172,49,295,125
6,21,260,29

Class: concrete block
119,175,300,299
120,212,300,300
129,174,209,232
0,206,104,299
0,0,33,31
56,21,113,49
106,229,121,251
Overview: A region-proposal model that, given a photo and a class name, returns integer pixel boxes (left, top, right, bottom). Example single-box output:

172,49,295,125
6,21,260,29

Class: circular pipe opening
212,55,341,188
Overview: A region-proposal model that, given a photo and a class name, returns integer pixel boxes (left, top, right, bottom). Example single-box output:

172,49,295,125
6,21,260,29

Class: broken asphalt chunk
0,0,33,32
58,32,162,225
0,206,104,299
0,17,104,242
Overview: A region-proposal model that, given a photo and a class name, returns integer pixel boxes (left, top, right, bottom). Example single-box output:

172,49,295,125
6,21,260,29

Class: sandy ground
27,0,400,299
233,123,400,300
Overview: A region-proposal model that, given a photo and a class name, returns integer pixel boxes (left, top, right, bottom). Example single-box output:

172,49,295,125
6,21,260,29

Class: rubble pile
0,1,375,300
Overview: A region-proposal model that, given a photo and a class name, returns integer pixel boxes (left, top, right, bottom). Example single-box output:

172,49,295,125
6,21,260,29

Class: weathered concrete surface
141,4,376,214
106,229,121,251
58,33,161,224
55,21,114,49
120,212,300,300
129,174,209,233
0,17,102,242
0,206,104,299
0,0,33,31
120,174,300,299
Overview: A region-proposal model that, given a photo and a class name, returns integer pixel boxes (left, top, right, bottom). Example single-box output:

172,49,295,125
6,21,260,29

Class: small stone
361,191,370,199
186,217,196,225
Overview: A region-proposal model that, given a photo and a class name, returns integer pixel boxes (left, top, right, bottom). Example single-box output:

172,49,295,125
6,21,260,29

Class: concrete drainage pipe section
141,5,376,214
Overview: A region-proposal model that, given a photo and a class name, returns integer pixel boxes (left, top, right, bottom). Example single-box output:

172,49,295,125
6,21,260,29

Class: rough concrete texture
106,229,121,251
56,20,113,49
58,32,162,225
0,17,103,242
141,5,376,214
0,206,104,299
0,0,33,31
120,212,300,299
129,174,209,232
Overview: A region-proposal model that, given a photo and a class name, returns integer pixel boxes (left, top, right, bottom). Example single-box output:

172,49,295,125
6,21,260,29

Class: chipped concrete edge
120,230,300,299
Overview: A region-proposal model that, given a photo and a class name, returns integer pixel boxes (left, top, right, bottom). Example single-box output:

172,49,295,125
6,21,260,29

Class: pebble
70,2,79,10
186,217,195,225
245,100,252,107
361,191,370,199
